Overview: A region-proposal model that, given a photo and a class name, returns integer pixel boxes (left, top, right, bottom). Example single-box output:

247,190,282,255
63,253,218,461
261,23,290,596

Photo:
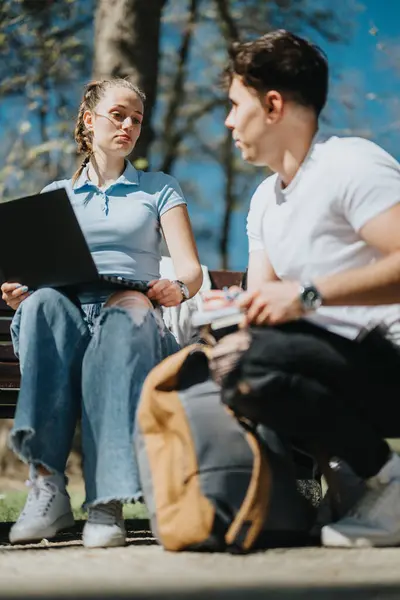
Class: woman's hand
1,282,30,311
147,279,184,307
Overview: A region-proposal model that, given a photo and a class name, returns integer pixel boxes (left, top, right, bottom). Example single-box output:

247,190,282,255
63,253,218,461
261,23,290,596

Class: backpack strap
225,427,271,551
138,343,216,551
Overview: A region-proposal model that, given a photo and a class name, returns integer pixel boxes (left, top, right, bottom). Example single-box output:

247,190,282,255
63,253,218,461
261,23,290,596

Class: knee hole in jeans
104,291,153,326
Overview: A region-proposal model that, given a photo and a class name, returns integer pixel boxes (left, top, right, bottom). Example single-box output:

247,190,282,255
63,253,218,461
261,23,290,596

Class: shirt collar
73,160,139,191
278,128,322,197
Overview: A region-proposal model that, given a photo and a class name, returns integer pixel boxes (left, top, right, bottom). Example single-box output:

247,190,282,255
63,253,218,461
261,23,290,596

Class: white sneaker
322,453,400,547
9,473,75,544
82,501,126,548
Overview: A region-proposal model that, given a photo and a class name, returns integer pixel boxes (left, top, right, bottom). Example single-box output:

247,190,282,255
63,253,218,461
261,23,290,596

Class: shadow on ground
2,521,400,599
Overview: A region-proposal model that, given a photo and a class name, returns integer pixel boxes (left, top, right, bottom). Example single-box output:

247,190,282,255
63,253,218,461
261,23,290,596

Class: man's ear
264,90,284,121
83,110,94,132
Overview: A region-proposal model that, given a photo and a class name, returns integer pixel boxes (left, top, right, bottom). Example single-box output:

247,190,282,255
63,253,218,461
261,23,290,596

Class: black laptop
0,188,149,296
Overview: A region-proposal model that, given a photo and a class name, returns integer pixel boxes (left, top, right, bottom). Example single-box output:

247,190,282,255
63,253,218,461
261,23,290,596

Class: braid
72,82,102,184
74,105,90,155
72,78,146,184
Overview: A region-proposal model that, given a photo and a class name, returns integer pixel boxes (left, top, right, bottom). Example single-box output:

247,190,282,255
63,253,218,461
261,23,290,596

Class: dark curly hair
225,30,328,117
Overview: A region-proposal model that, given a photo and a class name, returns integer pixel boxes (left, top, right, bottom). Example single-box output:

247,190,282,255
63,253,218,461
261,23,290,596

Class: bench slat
0,344,17,361
0,320,12,339
0,363,21,385
0,388,19,419
0,388,19,401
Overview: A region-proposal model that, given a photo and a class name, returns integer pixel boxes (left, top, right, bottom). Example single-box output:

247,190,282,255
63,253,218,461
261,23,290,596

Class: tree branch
161,96,225,172
213,1,240,268
213,0,240,45
160,0,200,173
219,111,235,269
51,17,93,40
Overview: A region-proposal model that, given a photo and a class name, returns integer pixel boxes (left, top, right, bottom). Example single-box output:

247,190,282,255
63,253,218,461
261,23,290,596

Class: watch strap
173,280,190,302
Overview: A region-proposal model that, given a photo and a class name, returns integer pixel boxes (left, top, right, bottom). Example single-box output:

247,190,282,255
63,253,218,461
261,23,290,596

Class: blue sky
328,0,400,93
323,0,400,156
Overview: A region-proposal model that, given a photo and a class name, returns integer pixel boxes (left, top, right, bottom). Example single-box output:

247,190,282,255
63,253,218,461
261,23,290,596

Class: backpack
135,344,315,553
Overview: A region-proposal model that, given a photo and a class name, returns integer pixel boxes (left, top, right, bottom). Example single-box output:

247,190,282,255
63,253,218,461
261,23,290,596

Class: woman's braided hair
72,78,146,184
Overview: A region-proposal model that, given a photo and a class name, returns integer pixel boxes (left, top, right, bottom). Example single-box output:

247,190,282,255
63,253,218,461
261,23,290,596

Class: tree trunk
219,121,235,270
93,0,166,165
215,0,240,269
214,0,240,44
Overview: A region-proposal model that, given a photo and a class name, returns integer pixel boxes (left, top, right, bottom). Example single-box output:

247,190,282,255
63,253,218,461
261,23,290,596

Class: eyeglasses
94,112,142,128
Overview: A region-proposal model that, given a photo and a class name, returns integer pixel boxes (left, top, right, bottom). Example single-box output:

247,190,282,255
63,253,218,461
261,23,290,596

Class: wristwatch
173,280,190,303
299,283,323,311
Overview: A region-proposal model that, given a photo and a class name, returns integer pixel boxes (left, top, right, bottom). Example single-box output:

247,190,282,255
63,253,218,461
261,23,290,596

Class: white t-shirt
247,134,400,342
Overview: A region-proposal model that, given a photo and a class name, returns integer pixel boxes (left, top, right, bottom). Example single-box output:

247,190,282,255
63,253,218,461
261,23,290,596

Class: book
191,289,244,330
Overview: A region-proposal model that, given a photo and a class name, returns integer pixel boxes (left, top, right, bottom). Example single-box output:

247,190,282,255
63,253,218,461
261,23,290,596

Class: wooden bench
0,270,245,419
0,299,19,419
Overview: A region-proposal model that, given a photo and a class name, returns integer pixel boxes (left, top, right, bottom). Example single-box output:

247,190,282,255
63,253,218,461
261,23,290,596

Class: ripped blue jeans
9,287,179,507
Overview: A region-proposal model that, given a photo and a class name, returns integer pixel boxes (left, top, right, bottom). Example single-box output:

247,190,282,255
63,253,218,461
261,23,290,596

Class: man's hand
1,282,30,311
237,281,305,326
147,279,184,307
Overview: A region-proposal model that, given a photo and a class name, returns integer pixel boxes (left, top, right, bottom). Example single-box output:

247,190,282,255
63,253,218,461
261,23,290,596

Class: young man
223,29,400,548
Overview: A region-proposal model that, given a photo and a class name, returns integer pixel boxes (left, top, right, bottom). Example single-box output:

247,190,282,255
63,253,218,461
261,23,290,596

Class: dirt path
1,521,400,599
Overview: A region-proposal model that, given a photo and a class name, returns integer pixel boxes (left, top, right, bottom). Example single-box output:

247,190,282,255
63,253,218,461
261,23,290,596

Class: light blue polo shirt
42,162,186,282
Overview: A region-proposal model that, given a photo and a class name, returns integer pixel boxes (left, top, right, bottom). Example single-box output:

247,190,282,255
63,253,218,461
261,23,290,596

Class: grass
0,489,149,523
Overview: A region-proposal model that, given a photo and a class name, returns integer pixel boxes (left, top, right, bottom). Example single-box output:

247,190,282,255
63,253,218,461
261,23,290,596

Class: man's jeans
9,288,179,507
222,320,400,480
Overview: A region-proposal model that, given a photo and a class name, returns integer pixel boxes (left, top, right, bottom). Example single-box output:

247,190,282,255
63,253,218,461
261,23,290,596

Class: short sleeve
341,140,400,232
157,174,187,218
246,180,270,252
40,180,68,194
40,181,58,194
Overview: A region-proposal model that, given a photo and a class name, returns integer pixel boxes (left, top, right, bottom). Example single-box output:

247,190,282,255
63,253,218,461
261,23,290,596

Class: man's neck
271,122,318,188
87,152,126,189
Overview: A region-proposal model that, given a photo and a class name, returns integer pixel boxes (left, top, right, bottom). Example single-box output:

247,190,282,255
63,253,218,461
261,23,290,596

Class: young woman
1,78,203,548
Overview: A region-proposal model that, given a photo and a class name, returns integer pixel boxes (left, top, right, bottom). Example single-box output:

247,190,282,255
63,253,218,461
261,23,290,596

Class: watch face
305,289,316,304
301,285,322,310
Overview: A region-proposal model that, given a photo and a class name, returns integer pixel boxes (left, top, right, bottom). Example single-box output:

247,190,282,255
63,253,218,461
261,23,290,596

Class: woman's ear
83,110,94,132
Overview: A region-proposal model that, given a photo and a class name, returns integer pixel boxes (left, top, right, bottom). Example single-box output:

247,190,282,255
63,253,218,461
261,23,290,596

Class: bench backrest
0,297,19,417
0,299,15,359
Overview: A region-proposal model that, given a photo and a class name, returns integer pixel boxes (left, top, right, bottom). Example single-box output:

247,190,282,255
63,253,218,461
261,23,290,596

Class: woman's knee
21,287,71,316
105,290,153,325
